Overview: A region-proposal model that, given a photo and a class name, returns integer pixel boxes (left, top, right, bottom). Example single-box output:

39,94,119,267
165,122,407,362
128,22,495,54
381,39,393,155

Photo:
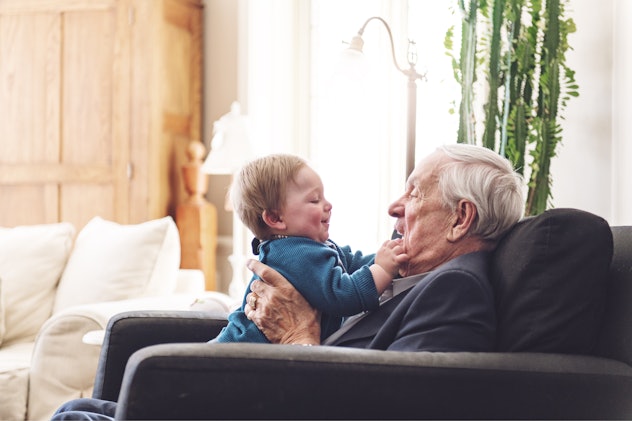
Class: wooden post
176,141,218,290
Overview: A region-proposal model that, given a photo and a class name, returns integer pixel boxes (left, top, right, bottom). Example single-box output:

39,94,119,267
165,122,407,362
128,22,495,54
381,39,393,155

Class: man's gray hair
437,144,524,241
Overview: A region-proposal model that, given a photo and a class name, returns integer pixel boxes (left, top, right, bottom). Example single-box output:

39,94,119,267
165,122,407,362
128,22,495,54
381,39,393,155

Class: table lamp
202,101,255,298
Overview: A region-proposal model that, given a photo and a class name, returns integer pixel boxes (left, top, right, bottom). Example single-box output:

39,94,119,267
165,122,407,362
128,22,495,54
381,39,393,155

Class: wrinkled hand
374,238,409,277
244,259,321,345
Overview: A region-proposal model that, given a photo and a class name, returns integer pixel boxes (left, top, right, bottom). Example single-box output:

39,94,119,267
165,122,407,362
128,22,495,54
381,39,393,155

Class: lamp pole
349,17,425,179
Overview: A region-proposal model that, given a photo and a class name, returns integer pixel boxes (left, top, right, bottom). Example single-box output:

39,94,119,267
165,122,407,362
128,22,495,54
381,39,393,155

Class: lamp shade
335,46,369,78
202,102,254,175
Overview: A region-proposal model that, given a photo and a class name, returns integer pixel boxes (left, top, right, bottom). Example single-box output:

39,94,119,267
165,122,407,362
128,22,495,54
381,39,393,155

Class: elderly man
244,143,524,351
51,144,523,420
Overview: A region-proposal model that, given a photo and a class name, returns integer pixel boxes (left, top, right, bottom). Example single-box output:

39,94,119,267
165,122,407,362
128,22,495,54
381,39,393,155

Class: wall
550,0,631,225
202,0,239,293
612,0,632,225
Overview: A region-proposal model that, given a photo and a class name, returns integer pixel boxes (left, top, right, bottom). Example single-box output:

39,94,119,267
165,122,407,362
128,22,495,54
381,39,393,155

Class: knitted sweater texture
215,237,379,343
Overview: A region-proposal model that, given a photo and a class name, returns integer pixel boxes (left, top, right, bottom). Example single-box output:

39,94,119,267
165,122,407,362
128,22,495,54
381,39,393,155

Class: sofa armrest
27,294,219,421
173,269,205,293
115,343,632,420
93,310,228,402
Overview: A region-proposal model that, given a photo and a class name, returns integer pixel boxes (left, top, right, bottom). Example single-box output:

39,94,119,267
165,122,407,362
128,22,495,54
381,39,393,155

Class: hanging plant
445,0,579,216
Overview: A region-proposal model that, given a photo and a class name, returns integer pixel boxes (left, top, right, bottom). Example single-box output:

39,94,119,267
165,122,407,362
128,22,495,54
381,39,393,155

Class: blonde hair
230,154,307,240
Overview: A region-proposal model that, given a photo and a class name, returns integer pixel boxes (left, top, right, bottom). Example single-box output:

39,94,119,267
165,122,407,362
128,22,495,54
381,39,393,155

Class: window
241,0,458,250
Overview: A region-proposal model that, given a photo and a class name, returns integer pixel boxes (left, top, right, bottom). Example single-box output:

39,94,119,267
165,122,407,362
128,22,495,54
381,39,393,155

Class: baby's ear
262,210,285,229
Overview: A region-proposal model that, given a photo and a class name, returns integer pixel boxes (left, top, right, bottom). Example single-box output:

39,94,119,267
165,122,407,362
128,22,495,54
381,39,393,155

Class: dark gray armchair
91,209,632,419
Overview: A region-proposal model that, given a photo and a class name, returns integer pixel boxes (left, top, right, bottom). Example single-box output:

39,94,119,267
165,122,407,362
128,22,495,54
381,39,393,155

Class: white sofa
0,216,235,421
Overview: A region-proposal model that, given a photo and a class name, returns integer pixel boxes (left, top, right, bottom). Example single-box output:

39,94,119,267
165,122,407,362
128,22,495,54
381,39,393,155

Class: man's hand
245,259,321,345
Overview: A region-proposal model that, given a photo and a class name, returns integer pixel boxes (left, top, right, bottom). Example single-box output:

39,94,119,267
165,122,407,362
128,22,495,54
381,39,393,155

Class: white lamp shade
202,102,255,175
334,45,369,81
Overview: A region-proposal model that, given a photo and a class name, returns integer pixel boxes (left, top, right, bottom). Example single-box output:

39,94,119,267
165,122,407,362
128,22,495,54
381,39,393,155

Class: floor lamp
202,102,255,299
344,16,425,179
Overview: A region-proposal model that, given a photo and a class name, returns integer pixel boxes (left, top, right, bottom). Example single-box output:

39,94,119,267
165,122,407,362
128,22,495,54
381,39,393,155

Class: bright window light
309,1,459,249
243,0,459,251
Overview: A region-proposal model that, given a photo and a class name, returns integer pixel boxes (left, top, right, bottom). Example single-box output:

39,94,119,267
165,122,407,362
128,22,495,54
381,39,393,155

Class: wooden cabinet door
126,0,202,223
0,0,130,230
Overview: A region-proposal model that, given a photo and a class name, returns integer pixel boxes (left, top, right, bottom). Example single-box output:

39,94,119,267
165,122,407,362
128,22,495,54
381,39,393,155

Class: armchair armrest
115,343,632,420
27,294,216,421
93,310,228,402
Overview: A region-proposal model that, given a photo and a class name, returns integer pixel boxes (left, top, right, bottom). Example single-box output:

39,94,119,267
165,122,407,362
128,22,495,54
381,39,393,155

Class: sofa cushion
0,222,75,345
0,342,33,421
53,216,181,313
0,278,5,345
491,208,613,354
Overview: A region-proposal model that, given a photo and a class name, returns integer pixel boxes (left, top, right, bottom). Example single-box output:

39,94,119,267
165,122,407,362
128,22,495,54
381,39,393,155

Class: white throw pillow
0,222,75,344
53,216,180,313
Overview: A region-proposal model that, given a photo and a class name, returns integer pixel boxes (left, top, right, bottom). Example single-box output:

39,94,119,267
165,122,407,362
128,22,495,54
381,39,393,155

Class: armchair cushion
0,222,75,344
53,216,180,313
491,208,613,353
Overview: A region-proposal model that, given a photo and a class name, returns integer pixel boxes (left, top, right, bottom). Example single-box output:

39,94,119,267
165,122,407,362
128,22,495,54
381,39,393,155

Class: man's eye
409,190,424,200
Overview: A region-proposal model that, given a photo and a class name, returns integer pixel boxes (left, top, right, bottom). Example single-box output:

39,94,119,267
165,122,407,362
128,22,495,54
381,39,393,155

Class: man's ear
262,210,286,230
447,200,477,242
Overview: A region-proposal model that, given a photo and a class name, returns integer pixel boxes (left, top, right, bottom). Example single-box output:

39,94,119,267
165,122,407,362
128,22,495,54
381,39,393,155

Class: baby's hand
375,238,409,278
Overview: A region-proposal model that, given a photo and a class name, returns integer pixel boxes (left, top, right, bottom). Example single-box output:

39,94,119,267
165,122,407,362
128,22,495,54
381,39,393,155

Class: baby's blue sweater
215,237,379,343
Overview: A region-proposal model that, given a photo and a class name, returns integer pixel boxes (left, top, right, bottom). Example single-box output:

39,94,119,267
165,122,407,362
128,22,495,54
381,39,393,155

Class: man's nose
388,197,404,218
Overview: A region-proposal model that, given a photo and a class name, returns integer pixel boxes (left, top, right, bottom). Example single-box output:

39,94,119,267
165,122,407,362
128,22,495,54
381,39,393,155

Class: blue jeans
51,398,117,421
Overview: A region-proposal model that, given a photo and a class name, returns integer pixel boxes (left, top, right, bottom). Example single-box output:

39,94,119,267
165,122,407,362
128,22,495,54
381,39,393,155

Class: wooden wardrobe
0,0,203,231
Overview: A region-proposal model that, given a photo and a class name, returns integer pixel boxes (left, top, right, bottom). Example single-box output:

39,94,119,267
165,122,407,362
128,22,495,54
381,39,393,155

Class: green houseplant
445,0,578,215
